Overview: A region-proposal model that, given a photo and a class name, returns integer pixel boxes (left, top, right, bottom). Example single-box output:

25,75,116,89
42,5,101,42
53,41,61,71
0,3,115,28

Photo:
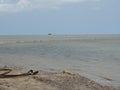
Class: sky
0,0,120,35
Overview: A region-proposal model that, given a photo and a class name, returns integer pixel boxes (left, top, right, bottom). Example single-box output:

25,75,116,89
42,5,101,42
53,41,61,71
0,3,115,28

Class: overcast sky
0,0,120,35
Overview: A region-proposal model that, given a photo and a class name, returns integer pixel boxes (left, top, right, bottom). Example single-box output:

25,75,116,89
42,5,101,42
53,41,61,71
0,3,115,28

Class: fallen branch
0,69,38,78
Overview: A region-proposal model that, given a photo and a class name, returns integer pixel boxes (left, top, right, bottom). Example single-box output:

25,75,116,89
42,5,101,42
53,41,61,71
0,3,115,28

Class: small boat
48,33,52,35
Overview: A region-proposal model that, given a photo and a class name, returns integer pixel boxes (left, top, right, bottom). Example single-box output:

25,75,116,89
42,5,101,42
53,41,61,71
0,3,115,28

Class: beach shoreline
0,66,120,90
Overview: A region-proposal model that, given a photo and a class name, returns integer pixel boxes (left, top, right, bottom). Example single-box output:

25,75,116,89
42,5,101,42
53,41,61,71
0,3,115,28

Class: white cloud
0,0,100,12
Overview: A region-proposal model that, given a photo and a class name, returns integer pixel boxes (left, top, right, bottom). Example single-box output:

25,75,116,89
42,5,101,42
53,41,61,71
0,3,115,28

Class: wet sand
0,67,120,90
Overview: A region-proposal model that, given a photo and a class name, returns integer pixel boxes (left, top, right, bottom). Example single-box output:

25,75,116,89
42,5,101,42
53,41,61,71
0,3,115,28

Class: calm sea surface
0,35,120,86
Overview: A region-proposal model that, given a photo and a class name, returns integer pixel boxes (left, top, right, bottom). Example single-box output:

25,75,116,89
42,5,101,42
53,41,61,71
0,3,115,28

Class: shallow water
0,35,120,86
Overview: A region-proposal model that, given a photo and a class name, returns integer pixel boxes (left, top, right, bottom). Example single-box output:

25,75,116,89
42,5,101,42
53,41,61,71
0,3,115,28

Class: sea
0,35,120,86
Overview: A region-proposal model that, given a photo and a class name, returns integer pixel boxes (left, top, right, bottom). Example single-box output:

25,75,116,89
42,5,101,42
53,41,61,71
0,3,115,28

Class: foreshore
0,67,120,90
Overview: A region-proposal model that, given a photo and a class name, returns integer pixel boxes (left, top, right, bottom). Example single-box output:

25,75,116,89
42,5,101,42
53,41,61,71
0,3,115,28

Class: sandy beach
0,67,120,90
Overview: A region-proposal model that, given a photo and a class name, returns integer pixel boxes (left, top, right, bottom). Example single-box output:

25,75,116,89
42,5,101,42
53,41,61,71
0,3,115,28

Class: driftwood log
0,69,38,78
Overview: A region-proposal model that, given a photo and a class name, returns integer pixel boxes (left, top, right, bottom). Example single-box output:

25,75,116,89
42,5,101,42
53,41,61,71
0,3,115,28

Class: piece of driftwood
0,69,38,78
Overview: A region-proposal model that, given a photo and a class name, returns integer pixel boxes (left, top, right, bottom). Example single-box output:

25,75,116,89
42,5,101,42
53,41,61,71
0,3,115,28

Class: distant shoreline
0,34,120,44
